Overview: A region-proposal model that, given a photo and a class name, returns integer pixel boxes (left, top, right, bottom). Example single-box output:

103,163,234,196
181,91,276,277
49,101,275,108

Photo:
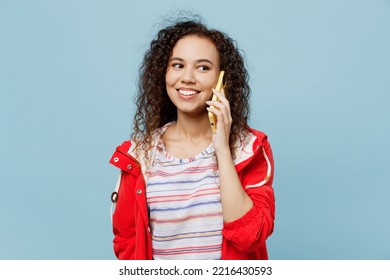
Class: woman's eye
198,65,210,71
172,63,183,69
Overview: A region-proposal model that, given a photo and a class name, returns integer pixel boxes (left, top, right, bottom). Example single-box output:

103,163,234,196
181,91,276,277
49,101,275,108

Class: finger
206,106,224,123
207,93,231,120
208,108,231,133
206,100,231,125
212,89,230,108
206,100,226,110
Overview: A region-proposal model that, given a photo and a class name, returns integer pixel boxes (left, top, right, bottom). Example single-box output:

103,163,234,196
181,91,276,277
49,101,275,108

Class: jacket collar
122,123,267,173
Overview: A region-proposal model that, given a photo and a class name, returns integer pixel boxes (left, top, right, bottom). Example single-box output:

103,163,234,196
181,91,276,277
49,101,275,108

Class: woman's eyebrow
170,57,214,65
170,57,184,62
197,59,213,65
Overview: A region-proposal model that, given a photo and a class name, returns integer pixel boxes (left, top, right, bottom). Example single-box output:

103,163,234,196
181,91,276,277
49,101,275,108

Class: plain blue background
1,0,389,259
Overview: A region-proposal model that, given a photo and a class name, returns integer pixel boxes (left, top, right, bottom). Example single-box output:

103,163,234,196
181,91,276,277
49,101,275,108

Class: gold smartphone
208,71,225,133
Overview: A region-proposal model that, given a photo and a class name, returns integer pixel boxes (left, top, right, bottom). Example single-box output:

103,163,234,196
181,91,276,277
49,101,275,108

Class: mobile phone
208,71,225,133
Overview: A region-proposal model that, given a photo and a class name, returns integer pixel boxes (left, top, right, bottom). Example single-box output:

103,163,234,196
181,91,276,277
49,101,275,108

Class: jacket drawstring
110,171,122,224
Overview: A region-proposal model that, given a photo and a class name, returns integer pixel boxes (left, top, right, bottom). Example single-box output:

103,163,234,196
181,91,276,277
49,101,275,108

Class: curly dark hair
132,19,251,159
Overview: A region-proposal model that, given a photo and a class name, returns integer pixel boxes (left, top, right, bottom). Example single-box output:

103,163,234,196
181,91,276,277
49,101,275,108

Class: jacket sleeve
109,142,137,259
222,137,275,253
112,171,136,259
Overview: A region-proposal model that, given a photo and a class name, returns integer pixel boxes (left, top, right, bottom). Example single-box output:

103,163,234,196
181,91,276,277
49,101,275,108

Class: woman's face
165,35,220,117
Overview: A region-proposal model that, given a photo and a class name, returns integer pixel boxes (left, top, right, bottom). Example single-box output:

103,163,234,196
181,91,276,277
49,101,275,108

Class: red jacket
109,128,275,260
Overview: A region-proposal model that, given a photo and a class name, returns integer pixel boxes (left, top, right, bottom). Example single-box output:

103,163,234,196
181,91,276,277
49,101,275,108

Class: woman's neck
172,112,212,141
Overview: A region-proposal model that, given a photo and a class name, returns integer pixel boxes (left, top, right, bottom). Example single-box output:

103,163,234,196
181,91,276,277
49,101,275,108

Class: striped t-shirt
146,133,223,260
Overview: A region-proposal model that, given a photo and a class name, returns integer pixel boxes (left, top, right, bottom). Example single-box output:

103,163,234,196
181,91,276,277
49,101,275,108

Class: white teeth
178,89,198,96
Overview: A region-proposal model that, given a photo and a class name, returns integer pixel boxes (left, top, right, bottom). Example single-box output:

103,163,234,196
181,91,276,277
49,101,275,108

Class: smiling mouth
177,89,201,96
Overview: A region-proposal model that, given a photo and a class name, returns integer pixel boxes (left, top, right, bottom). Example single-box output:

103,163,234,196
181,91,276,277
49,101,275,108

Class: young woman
109,19,275,260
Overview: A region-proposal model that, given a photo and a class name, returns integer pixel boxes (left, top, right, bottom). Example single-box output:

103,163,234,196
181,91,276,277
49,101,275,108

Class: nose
181,68,196,84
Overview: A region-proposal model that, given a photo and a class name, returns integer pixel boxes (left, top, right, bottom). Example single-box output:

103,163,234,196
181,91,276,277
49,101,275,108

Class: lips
177,88,201,96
